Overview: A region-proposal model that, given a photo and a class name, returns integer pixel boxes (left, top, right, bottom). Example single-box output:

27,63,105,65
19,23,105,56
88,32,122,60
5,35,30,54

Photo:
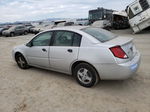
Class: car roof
51,26,89,31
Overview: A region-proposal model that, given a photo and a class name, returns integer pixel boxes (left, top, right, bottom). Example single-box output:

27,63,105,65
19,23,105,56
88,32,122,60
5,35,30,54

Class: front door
50,30,82,73
26,31,53,68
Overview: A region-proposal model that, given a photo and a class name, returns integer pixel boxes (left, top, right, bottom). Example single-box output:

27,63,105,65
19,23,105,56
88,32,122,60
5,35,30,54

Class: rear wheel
15,54,30,69
10,32,14,37
24,31,28,35
73,63,99,87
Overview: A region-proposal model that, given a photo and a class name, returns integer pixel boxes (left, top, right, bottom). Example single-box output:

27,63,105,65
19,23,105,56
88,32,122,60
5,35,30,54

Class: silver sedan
12,26,141,87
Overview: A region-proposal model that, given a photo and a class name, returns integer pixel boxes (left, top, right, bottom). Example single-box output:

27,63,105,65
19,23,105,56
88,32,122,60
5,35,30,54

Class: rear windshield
81,27,117,42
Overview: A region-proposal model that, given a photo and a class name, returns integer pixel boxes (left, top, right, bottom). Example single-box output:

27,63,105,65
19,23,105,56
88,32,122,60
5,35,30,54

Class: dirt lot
0,29,150,112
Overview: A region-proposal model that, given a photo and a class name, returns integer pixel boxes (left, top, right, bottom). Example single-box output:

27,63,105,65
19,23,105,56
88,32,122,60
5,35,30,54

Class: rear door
15,26,23,34
49,30,82,73
26,31,53,68
19,26,25,34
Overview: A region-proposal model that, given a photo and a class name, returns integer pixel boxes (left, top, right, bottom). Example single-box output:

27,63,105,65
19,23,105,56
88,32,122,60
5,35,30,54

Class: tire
73,63,100,88
15,54,30,69
10,32,14,37
24,31,28,35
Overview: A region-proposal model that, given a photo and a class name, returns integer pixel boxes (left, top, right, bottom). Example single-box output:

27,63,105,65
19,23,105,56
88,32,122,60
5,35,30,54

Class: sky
0,0,134,23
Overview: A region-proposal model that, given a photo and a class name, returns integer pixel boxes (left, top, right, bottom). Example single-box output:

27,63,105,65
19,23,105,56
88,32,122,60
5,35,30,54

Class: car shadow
29,66,140,91
94,73,140,92
12,61,140,92
29,66,75,82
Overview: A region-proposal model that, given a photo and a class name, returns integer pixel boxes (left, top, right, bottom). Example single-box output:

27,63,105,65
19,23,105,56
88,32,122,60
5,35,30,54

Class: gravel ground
0,29,150,112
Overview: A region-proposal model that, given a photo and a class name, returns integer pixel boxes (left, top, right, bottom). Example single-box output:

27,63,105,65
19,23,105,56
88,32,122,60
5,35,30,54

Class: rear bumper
94,51,141,80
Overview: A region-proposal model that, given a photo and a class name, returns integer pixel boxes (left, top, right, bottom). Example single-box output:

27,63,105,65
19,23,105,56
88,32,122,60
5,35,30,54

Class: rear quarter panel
78,44,116,64
77,43,117,79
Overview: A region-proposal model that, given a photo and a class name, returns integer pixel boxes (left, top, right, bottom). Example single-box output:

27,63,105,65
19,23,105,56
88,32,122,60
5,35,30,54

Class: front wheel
73,63,100,88
16,54,30,69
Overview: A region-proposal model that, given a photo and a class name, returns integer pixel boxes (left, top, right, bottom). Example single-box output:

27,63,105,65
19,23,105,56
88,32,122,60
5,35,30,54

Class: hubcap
77,68,92,84
17,56,25,68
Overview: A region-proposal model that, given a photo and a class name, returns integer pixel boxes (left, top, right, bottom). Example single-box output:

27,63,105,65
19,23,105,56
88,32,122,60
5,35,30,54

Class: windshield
81,27,117,42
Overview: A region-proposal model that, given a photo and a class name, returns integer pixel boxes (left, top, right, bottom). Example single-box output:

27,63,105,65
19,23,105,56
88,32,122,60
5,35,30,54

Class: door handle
42,48,47,52
67,49,73,53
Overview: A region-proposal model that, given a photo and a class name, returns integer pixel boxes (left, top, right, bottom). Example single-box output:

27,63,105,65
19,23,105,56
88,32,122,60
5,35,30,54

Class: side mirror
26,42,33,47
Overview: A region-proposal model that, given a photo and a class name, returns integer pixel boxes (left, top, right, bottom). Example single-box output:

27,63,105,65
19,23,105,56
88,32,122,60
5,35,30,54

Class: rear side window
73,33,82,47
15,27,20,30
16,26,24,29
81,27,117,43
53,31,74,46
52,31,82,47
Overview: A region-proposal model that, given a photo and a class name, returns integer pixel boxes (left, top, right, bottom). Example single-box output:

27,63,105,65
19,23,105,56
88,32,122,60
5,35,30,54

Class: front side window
52,31,82,47
82,27,117,43
32,32,53,46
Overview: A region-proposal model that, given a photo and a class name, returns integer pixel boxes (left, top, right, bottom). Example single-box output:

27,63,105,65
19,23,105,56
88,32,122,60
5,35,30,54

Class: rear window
81,27,117,42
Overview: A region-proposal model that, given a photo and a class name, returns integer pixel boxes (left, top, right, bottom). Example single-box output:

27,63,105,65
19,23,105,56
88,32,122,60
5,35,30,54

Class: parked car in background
27,26,35,33
0,27,9,36
30,27,41,34
24,23,34,33
65,22,75,26
12,26,141,87
91,20,111,30
55,22,77,28
75,18,89,26
2,25,28,37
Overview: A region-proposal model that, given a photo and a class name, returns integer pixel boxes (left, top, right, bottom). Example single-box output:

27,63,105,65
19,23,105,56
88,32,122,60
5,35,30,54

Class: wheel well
10,32,14,36
15,52,23,61
71,61,100,79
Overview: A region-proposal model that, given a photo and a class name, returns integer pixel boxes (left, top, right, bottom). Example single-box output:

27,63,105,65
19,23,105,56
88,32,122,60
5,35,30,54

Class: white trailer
126,0,150,33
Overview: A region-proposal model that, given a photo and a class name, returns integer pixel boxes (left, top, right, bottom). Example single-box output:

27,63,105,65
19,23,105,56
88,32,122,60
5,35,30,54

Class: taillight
110,46,128,59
